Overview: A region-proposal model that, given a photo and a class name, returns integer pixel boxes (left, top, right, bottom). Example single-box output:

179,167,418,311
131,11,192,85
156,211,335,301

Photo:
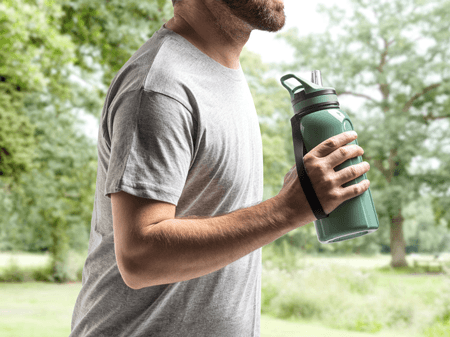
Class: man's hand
278,131,370,221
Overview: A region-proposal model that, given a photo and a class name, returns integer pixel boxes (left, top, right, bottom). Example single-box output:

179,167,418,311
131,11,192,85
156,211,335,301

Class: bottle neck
291,89,339,116
291,89,337,107
294,101,340,117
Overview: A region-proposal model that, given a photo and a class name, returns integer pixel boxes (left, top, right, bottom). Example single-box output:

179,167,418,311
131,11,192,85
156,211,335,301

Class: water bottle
280,70,379,244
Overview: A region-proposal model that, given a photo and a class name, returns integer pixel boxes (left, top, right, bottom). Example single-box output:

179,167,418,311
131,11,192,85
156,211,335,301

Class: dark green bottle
280,71,379,243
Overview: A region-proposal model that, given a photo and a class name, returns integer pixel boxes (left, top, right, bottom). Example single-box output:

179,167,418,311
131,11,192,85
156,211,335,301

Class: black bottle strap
291,114,329,220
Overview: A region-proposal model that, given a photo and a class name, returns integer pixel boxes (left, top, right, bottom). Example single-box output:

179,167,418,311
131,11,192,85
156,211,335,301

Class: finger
336,161,370,186
328,144,364,170
341,179,370,201
311,131,358,158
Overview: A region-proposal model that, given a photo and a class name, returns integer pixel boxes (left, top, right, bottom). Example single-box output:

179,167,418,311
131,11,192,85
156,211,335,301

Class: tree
58,0,174,99
275,0,450,267
3,92,99,280
0,0,75,186
240,48,327,254
240,47,293,201
0,0,174,281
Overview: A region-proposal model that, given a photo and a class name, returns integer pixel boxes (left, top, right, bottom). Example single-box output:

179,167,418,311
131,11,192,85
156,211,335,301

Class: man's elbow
118,253,168,289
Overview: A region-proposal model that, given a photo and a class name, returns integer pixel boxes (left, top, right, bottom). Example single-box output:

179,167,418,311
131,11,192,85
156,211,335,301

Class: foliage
275,0,450,231
59,0,173,92
261,251,450,334
0,0,76,184
0,250,84,282
0,108,37,185
0,0,75,97
0,0,172,281
0,92,97,264
242,0,450,252
2,0,450,275
263,0,450,262
240,47,294,200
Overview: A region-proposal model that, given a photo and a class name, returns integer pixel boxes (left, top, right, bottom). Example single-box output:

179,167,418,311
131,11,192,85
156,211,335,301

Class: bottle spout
311,70,323,87
280,73,322,99
280,70,339,114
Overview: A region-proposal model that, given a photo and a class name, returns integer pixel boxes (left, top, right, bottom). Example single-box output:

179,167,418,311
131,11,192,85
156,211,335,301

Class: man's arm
113,131,370,290
113,191,314,290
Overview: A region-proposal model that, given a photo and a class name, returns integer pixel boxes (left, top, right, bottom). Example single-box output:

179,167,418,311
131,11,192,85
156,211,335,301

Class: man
70,0,370,336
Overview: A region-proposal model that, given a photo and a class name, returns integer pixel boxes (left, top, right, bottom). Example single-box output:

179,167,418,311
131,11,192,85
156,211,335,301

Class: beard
219,0,286,32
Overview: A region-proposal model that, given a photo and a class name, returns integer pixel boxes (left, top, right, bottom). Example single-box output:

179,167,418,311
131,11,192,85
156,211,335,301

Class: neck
165,2,253,70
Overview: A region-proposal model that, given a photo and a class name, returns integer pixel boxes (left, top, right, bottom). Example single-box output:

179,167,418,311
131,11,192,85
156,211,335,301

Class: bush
422,320,450,337
0,250,85,283
432,278,450,322
261,267,324,320
262,241,307,272
261,254,450,335
262,262,380,322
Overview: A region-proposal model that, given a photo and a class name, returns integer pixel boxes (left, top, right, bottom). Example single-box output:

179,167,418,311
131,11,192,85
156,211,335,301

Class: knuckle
323,175,334,189
330,189,341,202
350,165,358,176
304,155,318,170
303,154,313,165
339,147,349,157
326,138,339,149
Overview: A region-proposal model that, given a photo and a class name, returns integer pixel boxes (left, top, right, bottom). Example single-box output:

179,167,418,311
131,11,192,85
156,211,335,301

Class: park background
1,0,450,336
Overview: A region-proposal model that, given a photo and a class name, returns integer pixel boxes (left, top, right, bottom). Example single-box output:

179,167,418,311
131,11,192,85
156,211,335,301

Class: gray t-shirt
70,24,264,336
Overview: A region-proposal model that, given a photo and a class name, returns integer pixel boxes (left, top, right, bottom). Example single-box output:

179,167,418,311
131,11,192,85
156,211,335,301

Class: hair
172,0,182,5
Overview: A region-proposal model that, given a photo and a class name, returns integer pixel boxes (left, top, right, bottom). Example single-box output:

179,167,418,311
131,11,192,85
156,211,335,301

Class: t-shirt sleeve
103,89,196,206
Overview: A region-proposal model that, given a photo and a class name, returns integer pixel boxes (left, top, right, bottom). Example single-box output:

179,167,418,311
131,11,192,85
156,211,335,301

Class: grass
261,244,450,336
261,314,416,337
0,281,422,337
0,282,79,337
1,250,450,337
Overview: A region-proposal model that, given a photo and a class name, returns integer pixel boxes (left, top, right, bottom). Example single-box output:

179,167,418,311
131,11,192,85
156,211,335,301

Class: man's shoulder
109,25,239,113
110,27,172,93
143,35,204,88
112,30,196,94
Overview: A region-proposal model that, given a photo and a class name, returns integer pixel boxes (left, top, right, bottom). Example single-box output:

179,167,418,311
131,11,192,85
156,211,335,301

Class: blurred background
1,0,450,336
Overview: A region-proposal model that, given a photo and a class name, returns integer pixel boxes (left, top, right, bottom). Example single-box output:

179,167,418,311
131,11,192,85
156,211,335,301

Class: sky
246,0,345,65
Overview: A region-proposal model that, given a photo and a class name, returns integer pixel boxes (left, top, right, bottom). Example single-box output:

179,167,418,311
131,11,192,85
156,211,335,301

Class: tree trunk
390,208,408,268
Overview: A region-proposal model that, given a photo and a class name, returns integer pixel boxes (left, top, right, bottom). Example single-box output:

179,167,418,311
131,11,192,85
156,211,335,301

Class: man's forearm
125,194,315,289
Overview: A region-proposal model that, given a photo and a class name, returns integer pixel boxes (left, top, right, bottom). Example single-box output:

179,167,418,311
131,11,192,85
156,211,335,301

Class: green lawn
0,281,417,337
0,252,448,337
261,315,413,337
0,282,78,337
